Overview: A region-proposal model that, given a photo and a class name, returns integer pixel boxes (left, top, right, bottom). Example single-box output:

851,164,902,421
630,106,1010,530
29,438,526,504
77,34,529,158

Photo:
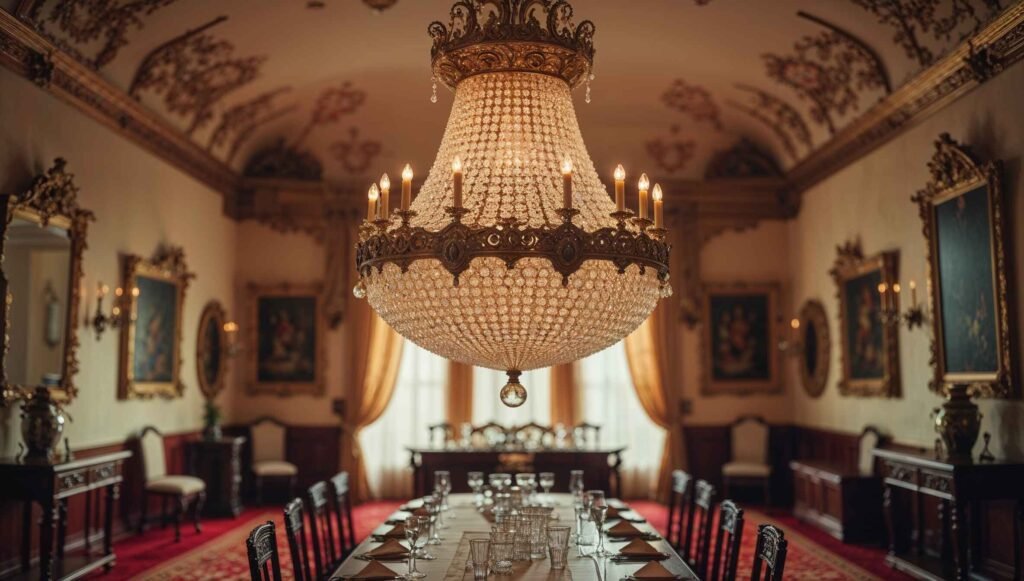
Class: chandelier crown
429,0,596,90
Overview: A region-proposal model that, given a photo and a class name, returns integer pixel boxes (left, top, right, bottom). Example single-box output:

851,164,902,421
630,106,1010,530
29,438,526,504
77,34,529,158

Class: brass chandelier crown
429,0,596,90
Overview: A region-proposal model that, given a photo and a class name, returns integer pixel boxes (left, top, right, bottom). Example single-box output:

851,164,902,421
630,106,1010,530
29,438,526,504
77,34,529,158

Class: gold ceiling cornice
0,9,239,196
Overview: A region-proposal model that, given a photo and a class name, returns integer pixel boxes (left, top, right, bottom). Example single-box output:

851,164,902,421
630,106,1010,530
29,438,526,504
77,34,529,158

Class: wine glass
468,471,485,508
404,516,425,579
539,472,555,505
434,470,451,511
568,470,585,502
425,499,443,544
515,473,535,504
589,502,610,557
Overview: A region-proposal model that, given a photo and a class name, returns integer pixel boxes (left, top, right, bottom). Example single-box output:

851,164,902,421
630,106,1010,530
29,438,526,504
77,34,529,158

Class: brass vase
932,384,982,460
20,387,65,462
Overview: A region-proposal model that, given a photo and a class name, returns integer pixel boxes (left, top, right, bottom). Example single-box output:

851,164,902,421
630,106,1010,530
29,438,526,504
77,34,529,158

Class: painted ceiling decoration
728,84,813,162
646,124,697,175
704,138,782,180
763,11,891,135
661,78,723,131
243,137,323,181
207,86,295,163
18,0,178,69
329,127,382,175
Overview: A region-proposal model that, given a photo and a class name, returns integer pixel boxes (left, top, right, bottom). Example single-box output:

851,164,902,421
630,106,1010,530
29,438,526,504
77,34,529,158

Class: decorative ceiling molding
763,12,890,135
294,80,367,147
789,2,1024,194
704,138,782,180
328,126,382,175
128,16,266,136
661,78,722,130
226,103,299,165
0,9,238,194
728,84,813,161
243,138,323,182
207,86,292,154
850,0,1003,68
646,124,697,174
16,0,178,69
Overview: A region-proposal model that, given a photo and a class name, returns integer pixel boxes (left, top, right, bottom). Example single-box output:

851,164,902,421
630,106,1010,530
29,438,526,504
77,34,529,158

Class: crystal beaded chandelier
354,0,672,407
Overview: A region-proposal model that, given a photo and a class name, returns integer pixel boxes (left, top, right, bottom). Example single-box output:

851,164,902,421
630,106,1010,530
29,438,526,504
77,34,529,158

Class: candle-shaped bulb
877,282,887,294
652,184,663,202
561,156,574,209
638,173,650,192
114,287,122,297
909,279,918,308
790,318,800,330
614,164,626,182
367,183,379,221
402,164,413,182
401,164,414,211
652,183,664,228
909,280,917,290
452,156,464,209
379,173,391,192
561,156,573,175
131,287,140,297
613,164,626,212
892,283,901,294
368,183,380,202
223,321,238,333
379,173,391,219
452,156,463,173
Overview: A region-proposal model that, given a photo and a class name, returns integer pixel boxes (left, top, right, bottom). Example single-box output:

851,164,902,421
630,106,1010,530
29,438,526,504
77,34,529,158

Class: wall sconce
878,280,926,331
778,317,802,356
223,321,242,358
89,283,134,340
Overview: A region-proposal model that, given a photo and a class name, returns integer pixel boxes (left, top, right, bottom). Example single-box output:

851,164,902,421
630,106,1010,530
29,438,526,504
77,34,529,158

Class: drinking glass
515,473,534,503
522,507,550,560
460,422,473,448
574,500,594,550
586,489,605,508
547,525,571,570
425,499,443,544
404,516,425,579
434,470,452,511
539,472,555,505
489,538,514,575
589,503,610,557
568,470,585,501
470,539,491,580
468,471,485,508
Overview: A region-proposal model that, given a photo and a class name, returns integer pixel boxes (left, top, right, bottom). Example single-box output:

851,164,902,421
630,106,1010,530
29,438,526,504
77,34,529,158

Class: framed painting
246,283,325,397
196,301,227,399
118,247,192,399
913,134,1015,398
830,240,900,398
797,299,831,398
700,282,780,395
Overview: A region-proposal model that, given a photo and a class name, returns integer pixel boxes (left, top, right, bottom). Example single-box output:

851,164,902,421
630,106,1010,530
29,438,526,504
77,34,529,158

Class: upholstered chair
250,417,298,504
858,426,884,475
722,415,772,505
136,426,206,541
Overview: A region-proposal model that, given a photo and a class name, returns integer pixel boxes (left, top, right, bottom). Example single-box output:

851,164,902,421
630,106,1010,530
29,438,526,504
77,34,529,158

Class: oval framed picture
197,301,228,399
798,299,830,398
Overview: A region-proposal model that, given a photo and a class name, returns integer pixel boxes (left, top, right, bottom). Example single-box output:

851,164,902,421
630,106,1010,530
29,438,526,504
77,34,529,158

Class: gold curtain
446,361,474,426
624,300,686,502
341,224,404,503
549,362,580,426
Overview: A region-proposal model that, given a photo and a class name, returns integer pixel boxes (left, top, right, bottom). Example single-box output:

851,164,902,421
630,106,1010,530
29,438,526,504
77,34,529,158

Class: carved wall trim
0,10,239,196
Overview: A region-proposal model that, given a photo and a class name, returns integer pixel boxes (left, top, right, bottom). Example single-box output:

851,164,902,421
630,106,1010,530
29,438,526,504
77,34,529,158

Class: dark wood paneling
682,423,796,506
223,423,342,500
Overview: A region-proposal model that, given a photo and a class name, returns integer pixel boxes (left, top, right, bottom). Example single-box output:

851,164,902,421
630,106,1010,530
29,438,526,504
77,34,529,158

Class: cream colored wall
224,221,343,425
788,59,1024,458
0,68,238,455
682,220,793,425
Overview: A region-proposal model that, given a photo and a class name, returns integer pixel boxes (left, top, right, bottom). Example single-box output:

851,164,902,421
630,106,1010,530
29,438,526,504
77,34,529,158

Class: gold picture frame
0,159,93,405
118,247,193,400
245,282,325,397
797,299,831,399
700,282,781,396
830,240,900,398
196,301,228,400
912,134,1015,398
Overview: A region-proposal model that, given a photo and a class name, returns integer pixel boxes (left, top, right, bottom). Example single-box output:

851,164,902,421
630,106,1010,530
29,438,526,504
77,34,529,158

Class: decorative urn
20,386,65,462
932,384,982,460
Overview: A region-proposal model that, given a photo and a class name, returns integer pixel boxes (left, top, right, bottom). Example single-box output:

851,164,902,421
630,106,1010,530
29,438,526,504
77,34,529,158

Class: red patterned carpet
94,501,910,580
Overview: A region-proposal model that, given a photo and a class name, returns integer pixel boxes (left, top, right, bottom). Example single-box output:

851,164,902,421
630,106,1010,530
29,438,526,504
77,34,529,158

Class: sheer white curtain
472,368,551,425
579,341,665,499
360,344,447,499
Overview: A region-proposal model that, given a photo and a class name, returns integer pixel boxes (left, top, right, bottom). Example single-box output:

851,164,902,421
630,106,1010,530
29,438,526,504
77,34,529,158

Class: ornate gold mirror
797,299,831,398
197,301,227,399
0,159,93,405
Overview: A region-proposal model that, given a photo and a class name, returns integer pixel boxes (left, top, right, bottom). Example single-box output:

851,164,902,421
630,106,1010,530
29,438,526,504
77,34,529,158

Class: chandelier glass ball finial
354,0,672,407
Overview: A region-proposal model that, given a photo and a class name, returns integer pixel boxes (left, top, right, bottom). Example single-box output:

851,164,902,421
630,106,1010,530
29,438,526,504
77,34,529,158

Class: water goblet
589,503,610,557
539,472,555,505
468,471,485,508
424,499,443,544
404,516,425,579
568,470,585,500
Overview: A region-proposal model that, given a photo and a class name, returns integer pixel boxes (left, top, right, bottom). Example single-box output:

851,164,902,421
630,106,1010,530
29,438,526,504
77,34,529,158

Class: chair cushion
722,461,772,477
146,475,206,495
253,460,298,476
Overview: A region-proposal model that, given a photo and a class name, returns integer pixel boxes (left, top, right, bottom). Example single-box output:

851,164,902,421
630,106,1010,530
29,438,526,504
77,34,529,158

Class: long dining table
330,493,697,580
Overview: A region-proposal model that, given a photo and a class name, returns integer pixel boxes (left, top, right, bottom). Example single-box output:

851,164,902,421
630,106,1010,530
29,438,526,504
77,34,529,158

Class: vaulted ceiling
2,0,1010,185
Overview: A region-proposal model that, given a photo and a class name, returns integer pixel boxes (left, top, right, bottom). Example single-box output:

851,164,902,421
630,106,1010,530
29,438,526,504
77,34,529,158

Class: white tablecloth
331,493,697,580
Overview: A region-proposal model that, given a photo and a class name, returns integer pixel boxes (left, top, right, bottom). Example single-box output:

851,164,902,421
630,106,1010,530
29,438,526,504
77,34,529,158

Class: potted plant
202,400,222,441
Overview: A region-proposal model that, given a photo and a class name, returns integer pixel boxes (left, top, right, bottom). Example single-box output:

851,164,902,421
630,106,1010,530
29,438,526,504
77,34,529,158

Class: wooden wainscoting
0,429,200,577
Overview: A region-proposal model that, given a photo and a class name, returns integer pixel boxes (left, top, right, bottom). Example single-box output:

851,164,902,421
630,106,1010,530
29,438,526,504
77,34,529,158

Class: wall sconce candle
89,282,132,340
223,320,242,357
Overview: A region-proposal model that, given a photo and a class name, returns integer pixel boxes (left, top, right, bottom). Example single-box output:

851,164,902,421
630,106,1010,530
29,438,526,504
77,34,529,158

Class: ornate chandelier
354,0,671,407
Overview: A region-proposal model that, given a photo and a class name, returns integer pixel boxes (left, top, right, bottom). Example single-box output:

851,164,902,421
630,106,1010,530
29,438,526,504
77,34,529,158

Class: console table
790,459,883,542
0,451,131,581
185,437,245,517
408,447,624,497
874,448,1024,581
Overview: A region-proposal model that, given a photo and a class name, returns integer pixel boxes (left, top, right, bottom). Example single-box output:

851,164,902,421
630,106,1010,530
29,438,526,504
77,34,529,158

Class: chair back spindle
750,524,789,581
246,521,282,581
666,470,691,550
328,472,358,558
710,500,745,581
306,482,338,577
283,498,313,581
689,479,717,578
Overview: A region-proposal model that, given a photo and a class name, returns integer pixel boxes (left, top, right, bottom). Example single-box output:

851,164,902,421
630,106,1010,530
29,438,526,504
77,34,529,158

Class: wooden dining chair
246,521,282,581
136,426,206,542
686,479,717,579
283,498,313,581
328,471,358,558
750,524,788,580
710,500,745,581
307,481,339,578
666,469,692,550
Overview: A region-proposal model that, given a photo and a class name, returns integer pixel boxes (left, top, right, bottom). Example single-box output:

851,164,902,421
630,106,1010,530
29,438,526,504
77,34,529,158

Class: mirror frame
0,158,93,405
196,300,227,399
797,299,831,398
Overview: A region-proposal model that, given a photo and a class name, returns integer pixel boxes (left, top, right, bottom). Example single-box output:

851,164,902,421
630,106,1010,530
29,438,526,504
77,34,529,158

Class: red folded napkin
607,505,625,519
633,561,676,579
382,523,406,538
608,520,643,537
619,538,661,557
351,561,400,579
366,539,409,559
